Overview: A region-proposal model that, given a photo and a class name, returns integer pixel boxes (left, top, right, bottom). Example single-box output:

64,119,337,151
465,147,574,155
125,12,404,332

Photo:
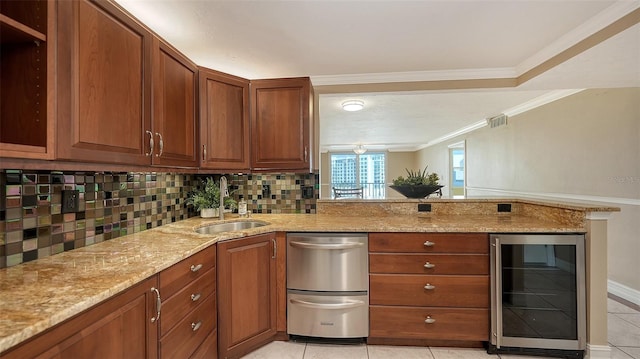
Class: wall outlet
262,184,271,197
302,186,314,199
62,190,80,213
497,203,512,212
418,203,432,212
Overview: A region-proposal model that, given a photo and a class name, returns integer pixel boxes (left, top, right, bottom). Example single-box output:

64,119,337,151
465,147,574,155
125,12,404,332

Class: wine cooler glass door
491,234,586,351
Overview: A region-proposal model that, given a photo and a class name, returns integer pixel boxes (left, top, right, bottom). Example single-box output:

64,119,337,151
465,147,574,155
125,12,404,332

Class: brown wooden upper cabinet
0,0,55,159
152,39,198,168
56,0,197,167
250,77,312,172
199,67,250,172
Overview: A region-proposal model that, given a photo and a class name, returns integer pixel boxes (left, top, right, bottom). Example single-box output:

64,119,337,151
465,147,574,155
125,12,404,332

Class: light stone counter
0,199,617,353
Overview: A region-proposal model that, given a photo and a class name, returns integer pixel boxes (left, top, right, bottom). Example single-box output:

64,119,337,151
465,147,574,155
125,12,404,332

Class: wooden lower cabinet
159,295,216,359
370,274,489,308
217,233,277,359
1,276,159,359
368,233,490,346
370,306,489,341
2,247,219,359
159,245,217,359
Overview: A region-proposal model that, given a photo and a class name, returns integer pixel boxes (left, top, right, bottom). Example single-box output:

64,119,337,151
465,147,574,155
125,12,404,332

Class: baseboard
586,344,611,359
608,279,640,307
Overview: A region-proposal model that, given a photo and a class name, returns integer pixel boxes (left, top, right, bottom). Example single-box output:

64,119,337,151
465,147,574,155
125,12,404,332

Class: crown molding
310,68,515,87
416,120,487,150
502,89,585,117
516,1,640,76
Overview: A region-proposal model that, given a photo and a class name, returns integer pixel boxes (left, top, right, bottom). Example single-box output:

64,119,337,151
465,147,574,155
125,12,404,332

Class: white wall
417,87,640,298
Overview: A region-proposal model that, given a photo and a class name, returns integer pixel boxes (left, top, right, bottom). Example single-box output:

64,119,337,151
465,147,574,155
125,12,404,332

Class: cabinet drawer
160,296,216,359
369,233,488,254
161,268,216,336
161,245,216,298
369,253,488,275
370,274,489,307
370,305,489,341
190,328,218,359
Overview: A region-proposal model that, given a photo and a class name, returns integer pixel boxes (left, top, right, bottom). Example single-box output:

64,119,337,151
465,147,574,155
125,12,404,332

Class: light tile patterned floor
241,298,640,359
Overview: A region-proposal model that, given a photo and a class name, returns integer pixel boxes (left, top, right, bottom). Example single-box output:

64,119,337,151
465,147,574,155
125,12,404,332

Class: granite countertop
0,211,592,353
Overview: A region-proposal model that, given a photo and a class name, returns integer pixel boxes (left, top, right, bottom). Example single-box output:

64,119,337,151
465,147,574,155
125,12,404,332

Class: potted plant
390,166,444,198
187,177,237,218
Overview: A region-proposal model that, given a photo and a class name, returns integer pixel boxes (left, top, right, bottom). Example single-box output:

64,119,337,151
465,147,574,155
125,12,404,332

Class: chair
333,187,363,199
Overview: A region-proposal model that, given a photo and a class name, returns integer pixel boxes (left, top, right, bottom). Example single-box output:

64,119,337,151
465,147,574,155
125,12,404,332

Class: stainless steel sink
195,220,268,234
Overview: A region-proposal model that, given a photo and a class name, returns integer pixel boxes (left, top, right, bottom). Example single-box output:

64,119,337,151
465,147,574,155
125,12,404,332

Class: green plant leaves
392,166,439,186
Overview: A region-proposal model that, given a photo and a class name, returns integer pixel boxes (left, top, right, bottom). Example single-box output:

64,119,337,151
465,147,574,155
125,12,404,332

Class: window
449,144,465,198
331,152,386,199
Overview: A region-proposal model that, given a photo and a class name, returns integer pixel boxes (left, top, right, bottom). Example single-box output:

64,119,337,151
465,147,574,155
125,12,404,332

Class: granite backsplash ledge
0,170,319,268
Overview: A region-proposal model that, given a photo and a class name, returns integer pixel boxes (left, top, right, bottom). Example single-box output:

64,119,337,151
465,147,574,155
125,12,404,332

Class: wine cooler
489,234,586,358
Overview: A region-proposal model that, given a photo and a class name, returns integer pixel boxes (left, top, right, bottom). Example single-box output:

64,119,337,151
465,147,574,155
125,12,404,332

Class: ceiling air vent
487,114,508,128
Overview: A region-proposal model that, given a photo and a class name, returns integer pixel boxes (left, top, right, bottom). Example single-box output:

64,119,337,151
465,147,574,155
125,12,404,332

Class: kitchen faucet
219,176,228,220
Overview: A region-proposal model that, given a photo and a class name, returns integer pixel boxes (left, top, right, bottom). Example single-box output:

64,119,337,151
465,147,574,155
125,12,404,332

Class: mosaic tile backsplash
0,170,318,268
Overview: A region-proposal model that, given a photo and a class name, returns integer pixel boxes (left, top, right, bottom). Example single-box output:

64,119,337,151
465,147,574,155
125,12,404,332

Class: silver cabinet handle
190,264,203,272
424,262,435,269
304,146,308,162
290,298,365,310
424,241,435,247
155,132,164,157
145,130,154,157
424,283,436,290
289,241,364,250
424,316,436,324
202,144,207,161
191,321,202,332
190,293,201,302
272,238,277,259
150,287,161,323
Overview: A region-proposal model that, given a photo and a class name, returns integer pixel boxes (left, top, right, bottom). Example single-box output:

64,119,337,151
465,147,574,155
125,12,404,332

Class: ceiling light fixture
353,144,367,155
342,100,364,112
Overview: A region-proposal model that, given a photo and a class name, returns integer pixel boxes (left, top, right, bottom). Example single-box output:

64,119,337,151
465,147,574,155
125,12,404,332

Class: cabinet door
56,0,152,165
199,68,250,171
2,276,159,359
151,39,198,167
217,233,277,359
250,77,311,171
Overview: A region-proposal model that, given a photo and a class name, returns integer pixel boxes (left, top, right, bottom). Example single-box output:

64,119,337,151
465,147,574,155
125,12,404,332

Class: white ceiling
115,0,640,152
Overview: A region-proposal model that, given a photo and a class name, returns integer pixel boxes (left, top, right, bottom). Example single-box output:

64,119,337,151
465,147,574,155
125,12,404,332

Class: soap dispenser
238,195,247,217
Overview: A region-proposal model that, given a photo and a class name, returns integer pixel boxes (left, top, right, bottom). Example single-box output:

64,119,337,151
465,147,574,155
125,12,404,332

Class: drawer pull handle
425,316,436,324
423,241,435,247
289,241,364,250
190,293,201,302
191,321,202,332
423,262,435,269
424,283,436,290
150,287,161,323
290,298,365,310
145,130,154,157
155,132,164,157
190,264,203,272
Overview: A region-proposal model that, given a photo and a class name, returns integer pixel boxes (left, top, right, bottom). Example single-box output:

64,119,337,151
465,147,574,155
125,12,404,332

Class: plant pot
389,184,444,199
200,208,219,218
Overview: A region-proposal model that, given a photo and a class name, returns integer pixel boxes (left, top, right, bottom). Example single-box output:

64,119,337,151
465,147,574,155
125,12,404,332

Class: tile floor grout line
614,313,640,331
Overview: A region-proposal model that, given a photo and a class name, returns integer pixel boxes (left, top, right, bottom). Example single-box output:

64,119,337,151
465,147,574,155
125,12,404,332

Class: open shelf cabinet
0,0,54,159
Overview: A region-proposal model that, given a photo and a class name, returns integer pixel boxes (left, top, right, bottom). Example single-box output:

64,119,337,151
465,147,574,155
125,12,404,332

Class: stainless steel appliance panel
287,292,369,338
287,233,368,292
